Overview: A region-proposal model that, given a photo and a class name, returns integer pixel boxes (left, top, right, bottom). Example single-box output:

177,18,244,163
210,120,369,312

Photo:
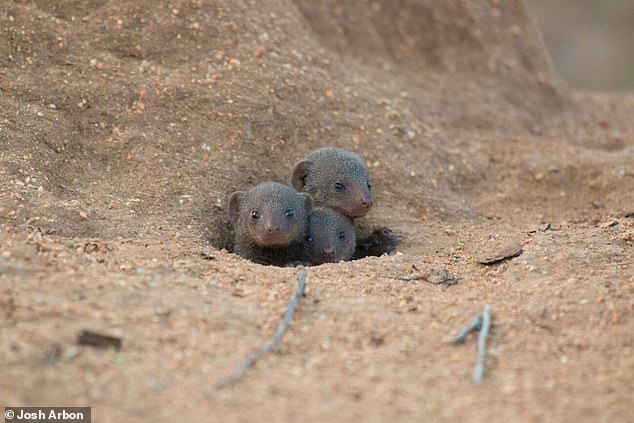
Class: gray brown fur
302,207,356,265
292,147,398,258
353,227,400,259
228,182,312,266
291,147,373,219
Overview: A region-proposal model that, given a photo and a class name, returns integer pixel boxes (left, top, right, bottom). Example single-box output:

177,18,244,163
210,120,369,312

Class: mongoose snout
321,247,336,259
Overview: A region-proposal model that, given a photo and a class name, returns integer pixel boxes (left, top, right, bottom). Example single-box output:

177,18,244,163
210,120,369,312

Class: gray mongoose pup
292,147,399,258
302,207,356,265
291,147,373,219
228,181,312,266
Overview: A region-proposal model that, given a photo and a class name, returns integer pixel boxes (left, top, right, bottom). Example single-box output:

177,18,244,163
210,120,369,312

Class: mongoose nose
360,198,373,208
265,225,281,234
321,248,336,258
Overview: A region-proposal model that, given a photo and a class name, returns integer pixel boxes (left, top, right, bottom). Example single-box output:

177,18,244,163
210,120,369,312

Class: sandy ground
1,1,633,422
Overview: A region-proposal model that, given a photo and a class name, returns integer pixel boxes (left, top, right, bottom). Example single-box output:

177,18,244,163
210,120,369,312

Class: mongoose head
228,182,313,247
302,207,356,265
291,147,373,218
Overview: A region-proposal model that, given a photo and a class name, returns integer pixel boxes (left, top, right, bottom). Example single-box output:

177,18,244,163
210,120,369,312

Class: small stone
79,211,88,220
63,346,79,359
77,330,122,350
599,219,618,229
369,333,385,346
200,251,215,260
476,237,523,265
254,46,265,57
426,268,458,286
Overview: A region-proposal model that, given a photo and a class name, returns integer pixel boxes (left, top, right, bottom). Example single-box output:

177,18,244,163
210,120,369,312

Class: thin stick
450,314,482,343
217,269,307,388
379,274,425,282
473,304,491,384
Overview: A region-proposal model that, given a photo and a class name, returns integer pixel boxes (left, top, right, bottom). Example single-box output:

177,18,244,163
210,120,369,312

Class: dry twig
450,304,492,383
473,304,491,384
380,274,426,282
450,315,482,343
217,269,307,388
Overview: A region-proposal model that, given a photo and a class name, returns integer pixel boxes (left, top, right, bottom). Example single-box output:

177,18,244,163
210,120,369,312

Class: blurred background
526,0,634,91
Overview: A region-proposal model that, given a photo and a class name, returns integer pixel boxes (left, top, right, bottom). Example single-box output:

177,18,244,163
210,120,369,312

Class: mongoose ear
300,193,313,212
291,160,311,190
228,191,246,222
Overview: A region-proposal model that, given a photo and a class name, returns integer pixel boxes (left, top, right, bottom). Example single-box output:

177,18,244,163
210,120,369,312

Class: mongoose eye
337,231,346,240
334,182,345,191
284,208,294,218
367,181,372,190
305,234,313,243
251,210,261,219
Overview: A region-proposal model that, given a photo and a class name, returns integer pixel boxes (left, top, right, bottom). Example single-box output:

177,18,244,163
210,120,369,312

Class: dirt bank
1,1,632,422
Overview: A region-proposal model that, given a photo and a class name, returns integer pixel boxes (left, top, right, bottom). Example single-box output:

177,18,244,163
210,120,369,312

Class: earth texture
1,1,632,422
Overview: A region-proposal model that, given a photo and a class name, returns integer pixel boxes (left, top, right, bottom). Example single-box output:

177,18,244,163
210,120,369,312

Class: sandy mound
1,1,632,421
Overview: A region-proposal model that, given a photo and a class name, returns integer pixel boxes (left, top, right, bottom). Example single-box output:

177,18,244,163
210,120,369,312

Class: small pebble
476,238,523,265
599,219,618,229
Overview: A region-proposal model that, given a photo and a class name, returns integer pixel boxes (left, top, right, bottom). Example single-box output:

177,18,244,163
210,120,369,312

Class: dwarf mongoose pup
228,182,312,266
291,147,373,219
302,208,356,265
